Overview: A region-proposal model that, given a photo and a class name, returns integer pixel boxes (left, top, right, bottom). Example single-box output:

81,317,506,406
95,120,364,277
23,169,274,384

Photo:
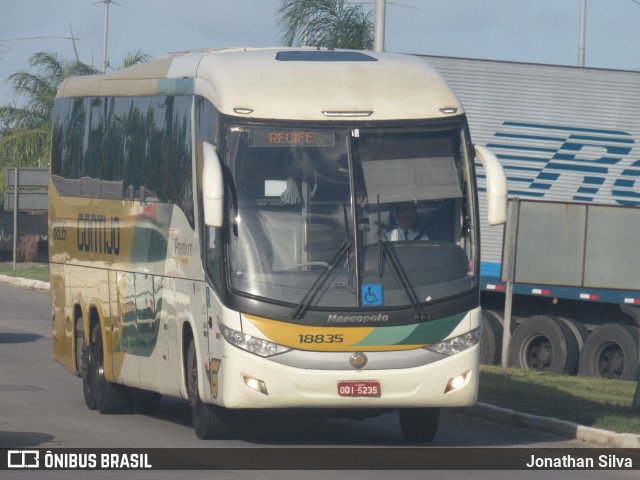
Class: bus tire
131,388,162,415
91,323,131,414
75,315,86,377
480,310,503,365
399,408,440,442
508,315,579,374
578,324,640,380
80,316,97,410
187,338,229,439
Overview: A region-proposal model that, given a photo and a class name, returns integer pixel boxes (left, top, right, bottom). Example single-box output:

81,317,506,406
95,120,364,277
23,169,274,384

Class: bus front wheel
187,338,229,439
399,407,440,442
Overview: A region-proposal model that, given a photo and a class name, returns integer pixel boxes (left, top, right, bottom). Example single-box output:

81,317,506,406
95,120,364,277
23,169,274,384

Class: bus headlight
218,322,290,357
425,327,481,356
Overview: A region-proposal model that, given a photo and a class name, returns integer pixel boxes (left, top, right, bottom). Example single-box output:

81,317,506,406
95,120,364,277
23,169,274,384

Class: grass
1,262,639,434
479,365,640,434
0,261,50,282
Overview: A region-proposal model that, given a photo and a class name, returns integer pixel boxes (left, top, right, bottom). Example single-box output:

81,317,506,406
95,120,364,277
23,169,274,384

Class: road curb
1,275,639,447
0,274,50,291
465,402,640,448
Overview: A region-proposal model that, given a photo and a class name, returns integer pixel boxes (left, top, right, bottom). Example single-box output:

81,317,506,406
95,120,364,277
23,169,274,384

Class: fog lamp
243,376,269,395
444,371,470,394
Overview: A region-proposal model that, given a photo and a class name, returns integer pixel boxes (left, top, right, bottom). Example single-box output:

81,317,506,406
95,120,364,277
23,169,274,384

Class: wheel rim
595,342,625,379
523,335,553,370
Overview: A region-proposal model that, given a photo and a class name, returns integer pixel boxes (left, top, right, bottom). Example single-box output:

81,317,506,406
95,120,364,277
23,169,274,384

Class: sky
1,0,640,103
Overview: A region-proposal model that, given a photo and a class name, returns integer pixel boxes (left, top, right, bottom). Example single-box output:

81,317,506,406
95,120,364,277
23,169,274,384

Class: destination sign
249,128,335,148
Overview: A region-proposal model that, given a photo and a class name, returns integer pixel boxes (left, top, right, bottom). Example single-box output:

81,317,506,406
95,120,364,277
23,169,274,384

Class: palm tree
120,49,152,69
0,52,98,170
0,51,150,199
277,0,374,50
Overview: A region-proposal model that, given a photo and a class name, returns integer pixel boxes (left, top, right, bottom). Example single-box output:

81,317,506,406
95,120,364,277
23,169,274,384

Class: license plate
337,381,381,397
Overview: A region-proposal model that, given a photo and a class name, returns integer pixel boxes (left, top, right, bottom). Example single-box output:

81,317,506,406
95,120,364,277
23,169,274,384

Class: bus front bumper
203,344,480,410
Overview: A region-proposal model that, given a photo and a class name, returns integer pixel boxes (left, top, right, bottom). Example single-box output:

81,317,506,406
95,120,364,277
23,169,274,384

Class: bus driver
387,203,428,241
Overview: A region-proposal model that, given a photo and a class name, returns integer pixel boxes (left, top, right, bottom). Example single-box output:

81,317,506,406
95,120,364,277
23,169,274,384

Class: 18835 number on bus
298,334,344,344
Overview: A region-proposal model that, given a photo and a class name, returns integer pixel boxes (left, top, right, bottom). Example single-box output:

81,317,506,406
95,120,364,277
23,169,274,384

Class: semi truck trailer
422,55,640,381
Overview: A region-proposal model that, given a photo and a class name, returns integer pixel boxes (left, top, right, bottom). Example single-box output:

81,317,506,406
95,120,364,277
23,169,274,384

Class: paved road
0,283,637,479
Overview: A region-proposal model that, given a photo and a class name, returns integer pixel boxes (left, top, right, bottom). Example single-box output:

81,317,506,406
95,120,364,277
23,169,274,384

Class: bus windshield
215,123,477,313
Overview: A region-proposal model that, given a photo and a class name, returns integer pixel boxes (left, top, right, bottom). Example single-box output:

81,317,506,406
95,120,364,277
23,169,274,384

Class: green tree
277,0,374,50
0,52,97,170
120,49,152,69
0,51,151,199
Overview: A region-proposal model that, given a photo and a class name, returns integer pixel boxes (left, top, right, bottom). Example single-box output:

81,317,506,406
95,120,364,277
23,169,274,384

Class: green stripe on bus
354,312,466,347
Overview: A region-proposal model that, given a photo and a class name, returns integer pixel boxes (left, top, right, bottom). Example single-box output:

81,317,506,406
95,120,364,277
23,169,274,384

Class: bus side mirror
475,145,507,225
202,142,224,227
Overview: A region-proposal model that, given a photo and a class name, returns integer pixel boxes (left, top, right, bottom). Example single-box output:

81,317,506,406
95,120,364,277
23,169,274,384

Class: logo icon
489,121,639,206
361,284,383,306
7,450,39,468
349,352,368,369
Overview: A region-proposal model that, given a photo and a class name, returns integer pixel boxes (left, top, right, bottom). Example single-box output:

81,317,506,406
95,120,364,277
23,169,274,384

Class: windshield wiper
287,238,352,321
288,203,352,321
379,239,429,322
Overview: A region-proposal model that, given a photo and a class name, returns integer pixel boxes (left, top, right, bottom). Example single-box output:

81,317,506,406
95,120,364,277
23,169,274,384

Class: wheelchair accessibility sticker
361,284,383,306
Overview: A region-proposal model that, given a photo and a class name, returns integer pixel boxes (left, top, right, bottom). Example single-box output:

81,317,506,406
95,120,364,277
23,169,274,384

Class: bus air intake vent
275,51,378,62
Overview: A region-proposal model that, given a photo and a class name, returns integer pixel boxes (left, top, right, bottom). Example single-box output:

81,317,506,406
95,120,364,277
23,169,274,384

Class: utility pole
578,0,587,67
374,0,386,51
95,0,119,73
372,1,418,52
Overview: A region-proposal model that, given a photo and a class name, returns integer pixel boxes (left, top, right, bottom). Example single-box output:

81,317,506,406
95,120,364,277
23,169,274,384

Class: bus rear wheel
80,316,97,410
187,338,229,439
399,408,440,442
90,323,131,414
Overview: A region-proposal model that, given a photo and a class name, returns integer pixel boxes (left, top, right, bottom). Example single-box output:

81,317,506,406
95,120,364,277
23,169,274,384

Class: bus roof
57,47,463,121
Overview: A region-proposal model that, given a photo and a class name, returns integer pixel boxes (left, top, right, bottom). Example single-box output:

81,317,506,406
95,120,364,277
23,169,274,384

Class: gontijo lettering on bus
76,213,121,255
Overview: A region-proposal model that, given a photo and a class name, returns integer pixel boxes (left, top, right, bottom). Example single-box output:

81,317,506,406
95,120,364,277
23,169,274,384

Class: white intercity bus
48,48,507,441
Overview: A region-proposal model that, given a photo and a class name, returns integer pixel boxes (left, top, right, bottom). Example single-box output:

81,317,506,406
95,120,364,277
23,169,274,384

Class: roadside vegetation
277,0,373,49
0,50,150,200
0,261,49,282
479,365,640,434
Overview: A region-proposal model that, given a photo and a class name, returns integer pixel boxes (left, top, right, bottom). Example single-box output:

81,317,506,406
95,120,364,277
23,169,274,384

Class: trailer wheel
187,338,229,439
578,324,640,380
399,408,440,442
91,323,131,414
480,310,503,365
508,315,579,374
558,317,589,351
